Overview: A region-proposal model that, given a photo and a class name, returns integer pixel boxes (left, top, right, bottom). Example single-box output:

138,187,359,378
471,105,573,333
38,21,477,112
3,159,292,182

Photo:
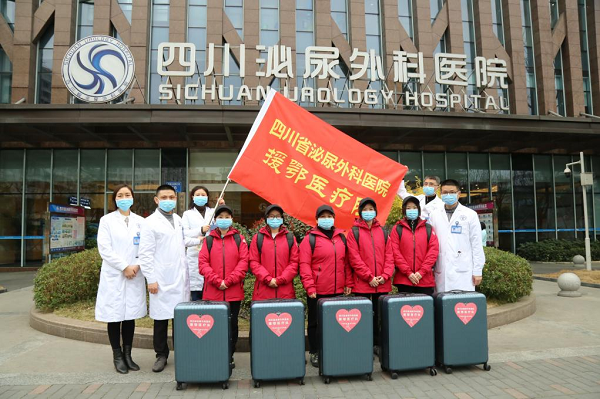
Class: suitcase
174,301,232,390
434,290,491,374
379,294,437,379
318,296,373,384
250,299,306,387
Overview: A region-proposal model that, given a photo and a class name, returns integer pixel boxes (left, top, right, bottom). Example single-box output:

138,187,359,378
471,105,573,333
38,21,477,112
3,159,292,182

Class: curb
30,295,536,351
533,276,600,289
0,285,6,294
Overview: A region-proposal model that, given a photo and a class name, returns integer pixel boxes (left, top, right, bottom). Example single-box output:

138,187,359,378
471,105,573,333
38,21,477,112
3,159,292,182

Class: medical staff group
94,176,485,374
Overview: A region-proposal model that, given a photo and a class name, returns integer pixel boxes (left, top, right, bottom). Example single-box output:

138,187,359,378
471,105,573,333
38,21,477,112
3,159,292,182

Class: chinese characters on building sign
157,43,509,111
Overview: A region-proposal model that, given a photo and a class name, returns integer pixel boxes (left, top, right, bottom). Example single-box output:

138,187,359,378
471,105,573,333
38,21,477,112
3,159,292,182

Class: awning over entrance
1,105,599,154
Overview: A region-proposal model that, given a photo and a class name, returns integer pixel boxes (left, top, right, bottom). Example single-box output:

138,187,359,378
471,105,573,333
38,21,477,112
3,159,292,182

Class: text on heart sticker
400,305,424,327
187,314,214,339
454,302,478,325
336,309,362,332
265,313,293,337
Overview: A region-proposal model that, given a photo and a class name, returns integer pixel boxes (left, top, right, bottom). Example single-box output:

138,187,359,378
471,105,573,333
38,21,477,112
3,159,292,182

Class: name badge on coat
451,222,462,234
133,232,140,245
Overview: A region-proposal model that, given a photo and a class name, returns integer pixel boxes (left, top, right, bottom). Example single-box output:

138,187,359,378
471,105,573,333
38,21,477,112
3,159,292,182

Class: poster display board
47,204,86,254
467,201,497,248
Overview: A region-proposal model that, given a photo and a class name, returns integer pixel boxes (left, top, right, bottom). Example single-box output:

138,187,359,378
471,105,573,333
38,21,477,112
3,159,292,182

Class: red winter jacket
390,218,439,287
299,228,353,296
347,218,395,294
249,226,299,300
198,228,249,301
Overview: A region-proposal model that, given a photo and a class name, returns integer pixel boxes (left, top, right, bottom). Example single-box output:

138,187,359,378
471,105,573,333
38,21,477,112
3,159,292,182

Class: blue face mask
317,218,335,230
267,217,283,229
116,198,133,212
423,186,436,196
405,209,419,220
193,196,208,206
442,194,458,206
216,218,233,229
361,210,376,221
158,200,176,212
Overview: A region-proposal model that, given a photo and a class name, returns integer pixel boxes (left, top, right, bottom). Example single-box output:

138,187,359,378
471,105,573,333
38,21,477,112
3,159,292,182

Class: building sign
157,43,509,111
62,35,135,103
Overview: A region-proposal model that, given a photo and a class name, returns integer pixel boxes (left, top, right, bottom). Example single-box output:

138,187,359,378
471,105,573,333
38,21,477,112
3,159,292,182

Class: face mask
423,186,436,196
216,218,233,229
267,218,283,229
318,218,335,230
442,194,458,206
361,210,376,221
116,198,133,212
158,200,176,212
193,196,208,206
405,209,419,220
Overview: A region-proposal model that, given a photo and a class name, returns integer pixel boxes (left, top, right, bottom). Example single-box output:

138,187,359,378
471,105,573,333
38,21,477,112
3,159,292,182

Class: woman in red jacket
249,204,299,300
198,205,249,368
299,205,353,368
390,196,439,296
347,198,395,351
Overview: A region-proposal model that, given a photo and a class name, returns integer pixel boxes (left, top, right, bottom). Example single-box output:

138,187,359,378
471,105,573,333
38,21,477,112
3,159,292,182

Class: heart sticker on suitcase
186,314,214,338
265,313,292,337
400,305,424,327
336,309,361,332
454,303,478,325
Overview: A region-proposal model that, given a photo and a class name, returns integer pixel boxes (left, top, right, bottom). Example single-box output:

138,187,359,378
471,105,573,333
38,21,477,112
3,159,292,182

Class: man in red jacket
347,198,395,352
198,205,249,368
389,197,439,296
299,205,353,367
249,204,299,300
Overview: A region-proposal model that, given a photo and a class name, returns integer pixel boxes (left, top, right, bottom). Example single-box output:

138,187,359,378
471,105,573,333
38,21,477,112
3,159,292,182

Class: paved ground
530,262,599,275
0,271,37,292
1,272,600,398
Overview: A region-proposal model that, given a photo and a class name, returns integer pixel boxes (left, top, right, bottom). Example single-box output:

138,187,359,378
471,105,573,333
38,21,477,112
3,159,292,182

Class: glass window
53,150,78,195
36,25,54,104
331,0,348,39
554,50,566,116
149,0,169,103
461,0,477,99
380,151,398,162
297,0,315,106
578,0,593,113
0,149,22,194
554,155,574,239
134,149,159,191
490,154,512,251
107,149,133,191
117,0,133,23
592,156,600,241
77,0,94,40
398,0,414,39
534,155,556,240
446,153,468,203
491,0,504,45
25,150,51,265
469,153,490,204
80,149,105,194
0,149,23,265
399,152,422,190
512,154,535,232
521,0,537,115
225,0,244,39
25,150,51,194
423,152,445,182
1,0,15,31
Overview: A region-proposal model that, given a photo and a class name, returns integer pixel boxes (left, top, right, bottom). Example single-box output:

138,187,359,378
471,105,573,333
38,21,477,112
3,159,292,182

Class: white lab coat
181,206,215,291
95,211,147,323
428,203,486,292
138,209,192,320
397,181,444,220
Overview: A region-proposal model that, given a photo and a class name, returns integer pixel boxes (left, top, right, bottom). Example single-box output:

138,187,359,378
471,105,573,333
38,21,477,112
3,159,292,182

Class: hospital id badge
133,235,140,245
451,225,462,234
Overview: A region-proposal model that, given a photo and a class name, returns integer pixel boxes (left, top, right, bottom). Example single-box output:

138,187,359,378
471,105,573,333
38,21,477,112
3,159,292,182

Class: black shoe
112,348,128,374
230,357,236,369
152,356,168,372
123,345,140,371
310,353,319,368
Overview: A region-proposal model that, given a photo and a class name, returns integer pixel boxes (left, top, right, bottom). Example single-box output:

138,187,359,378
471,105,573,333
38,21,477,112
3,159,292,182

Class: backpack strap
425,224,432,243
395,224,403,242
286,232,294,251
352,226,360,248
382,229,388,244
205,235,214,253
339,234,347,246
233,233,241,249
256,232,265,255
309,233,316,254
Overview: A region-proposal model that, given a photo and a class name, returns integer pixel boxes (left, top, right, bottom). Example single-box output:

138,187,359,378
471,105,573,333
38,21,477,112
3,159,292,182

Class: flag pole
208,178,231,226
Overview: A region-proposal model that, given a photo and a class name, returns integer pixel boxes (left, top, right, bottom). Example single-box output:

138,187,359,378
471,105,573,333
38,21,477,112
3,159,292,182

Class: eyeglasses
441,191,459,195
267,216,282,219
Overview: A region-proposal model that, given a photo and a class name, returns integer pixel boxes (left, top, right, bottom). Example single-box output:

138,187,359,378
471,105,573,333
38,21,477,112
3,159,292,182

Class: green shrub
34,248,102,311
478,247,533,303
517,239,600,262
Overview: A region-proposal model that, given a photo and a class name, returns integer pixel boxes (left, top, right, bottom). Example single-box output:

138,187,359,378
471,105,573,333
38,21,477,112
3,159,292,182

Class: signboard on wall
47,204,86,255
467,201,497,247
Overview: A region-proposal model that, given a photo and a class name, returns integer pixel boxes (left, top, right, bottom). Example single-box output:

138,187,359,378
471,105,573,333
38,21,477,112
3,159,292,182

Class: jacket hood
353,217,381,229
402,196,421,217
258,225,289,236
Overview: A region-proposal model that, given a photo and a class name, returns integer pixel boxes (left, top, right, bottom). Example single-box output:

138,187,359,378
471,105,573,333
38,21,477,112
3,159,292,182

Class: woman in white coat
181,186,215,301
95,184,147,374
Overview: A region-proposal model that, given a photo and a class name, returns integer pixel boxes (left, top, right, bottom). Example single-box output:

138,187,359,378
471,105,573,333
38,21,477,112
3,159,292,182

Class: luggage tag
451,221,462,234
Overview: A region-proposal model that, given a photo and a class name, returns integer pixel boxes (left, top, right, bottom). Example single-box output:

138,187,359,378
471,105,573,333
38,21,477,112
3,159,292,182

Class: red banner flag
229,90,408,229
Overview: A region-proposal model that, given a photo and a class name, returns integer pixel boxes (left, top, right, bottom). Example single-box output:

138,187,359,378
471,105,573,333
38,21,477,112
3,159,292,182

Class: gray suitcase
174,301,231,390
434,290,491,374
318,296,373,384
379,294,437,378
250,299,306,387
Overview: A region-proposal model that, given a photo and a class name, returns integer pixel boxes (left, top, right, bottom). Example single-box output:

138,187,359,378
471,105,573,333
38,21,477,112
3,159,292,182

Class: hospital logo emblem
62,35,135,103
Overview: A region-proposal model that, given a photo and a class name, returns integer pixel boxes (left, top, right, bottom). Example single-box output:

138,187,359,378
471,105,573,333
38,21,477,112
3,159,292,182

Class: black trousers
153,319,174,358
306,293,337,354
229,301,241,360
190,290,203,301
395,284,435,296
353,293,385,346
107,320,135,349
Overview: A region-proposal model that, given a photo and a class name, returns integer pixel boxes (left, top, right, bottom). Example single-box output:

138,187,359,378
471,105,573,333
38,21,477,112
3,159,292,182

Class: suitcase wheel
429,367,438,376
366,373,372,382
298,378,305,386
323,377,331,384
390,372,398,380
483,362,491,371
253,380,260,388
222,382,229,390
176,382,186,391
444,366,453,374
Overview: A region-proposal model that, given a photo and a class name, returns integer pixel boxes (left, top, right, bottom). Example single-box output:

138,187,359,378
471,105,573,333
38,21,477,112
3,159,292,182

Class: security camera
564,167,572,178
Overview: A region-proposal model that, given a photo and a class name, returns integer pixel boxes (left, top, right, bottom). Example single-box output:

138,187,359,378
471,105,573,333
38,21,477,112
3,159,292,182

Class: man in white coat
138,184,192,372
428,179,485,292
397,175,444,221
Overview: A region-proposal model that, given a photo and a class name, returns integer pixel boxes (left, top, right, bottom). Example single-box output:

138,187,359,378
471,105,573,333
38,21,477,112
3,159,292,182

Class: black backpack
256,231,295,255
309,232,347,254
205,233,241,253
351,226,388,248
396,223,432,243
